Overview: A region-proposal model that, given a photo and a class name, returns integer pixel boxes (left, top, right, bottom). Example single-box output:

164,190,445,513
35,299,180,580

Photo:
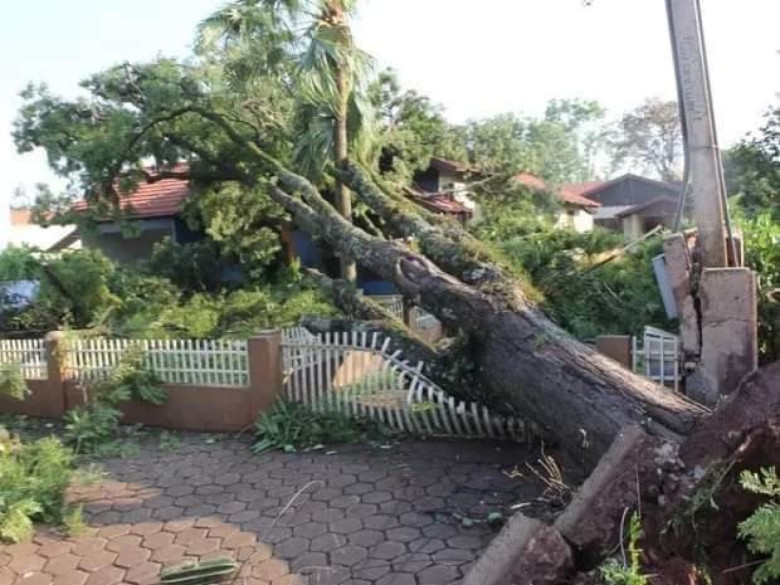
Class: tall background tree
611,97,683,181
199,0,373,281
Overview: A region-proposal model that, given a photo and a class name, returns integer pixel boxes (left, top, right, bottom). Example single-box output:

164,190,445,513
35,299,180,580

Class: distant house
6,208,80,251
410,157,477,223
71,169,203,263
515,174,601,233
409,158,603,233
567,174,681,240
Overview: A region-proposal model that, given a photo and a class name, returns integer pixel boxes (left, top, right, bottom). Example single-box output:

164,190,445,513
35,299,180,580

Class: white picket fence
67,338,249,387
280,328,531,441
0,338,48,380
632,326,680,391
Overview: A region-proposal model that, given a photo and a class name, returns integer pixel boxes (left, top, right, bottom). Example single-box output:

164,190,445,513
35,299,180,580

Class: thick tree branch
335,161,509,288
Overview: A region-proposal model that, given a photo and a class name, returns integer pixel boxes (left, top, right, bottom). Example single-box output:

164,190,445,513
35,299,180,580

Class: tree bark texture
333,63,357,282
263,168,708,465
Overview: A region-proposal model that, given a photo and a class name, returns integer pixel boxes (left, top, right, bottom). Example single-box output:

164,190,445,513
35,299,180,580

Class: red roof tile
558,182,603,207
429,157,476,176
405,188,471,216
513,174,601,208
514,173,547,191
72,167,190,220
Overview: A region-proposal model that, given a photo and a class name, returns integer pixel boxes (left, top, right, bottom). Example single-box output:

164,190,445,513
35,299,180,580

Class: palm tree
199,0,372,282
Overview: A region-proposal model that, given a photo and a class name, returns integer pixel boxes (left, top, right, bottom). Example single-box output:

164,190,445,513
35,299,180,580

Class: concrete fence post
247,330,283,422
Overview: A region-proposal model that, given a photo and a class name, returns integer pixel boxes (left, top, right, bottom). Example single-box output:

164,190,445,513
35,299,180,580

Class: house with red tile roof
409,157,603,233
409,157,478,222
71,166,202,263
514,173,601,233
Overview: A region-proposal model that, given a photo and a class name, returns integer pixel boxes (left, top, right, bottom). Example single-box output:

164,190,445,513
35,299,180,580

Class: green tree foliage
182,182,287,281
0,246,335,339
369,69,467,182
725,102,780,221
455,99,607,182
738,467,780,585
0,247,118,333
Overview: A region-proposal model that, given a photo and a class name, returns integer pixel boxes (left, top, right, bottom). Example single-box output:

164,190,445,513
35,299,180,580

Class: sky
1,0,778,245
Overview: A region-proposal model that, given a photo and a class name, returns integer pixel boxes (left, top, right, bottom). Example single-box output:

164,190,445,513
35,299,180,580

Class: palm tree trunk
333,65,357,282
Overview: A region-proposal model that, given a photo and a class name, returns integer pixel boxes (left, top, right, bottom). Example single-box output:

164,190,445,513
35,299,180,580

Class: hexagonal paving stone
43,553,80,575
290,551,327,573
12,572,53,585
141,531,175,551
9,553,47,574
149,544,186,564
417,564,462,584
309,533,343,553
105,534,142,553
37,541,72,558
114,545,151,568
370,541,407,561
348,529,385,547
172,528,208,546
328,518,362,535
124,561,162,585
330,545,367,567
274,536,310,559
250,558,289,580
84,565,127,585
76,549,117,573
50,569,89,585
377,573,416,585
447,535,484,550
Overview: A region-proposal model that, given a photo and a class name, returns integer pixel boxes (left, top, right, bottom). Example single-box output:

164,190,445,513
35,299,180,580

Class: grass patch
253,399,393,454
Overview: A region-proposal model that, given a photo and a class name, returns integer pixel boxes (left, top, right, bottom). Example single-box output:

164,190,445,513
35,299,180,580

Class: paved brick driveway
1,436,550,585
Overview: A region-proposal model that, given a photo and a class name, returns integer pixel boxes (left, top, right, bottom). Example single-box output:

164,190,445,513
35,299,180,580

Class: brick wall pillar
595,335,633,369
43,331,68,416
247,330,283,422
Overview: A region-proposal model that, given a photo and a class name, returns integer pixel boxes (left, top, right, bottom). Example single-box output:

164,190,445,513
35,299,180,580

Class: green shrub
0,432,74,543
738,467,780,584
253,400,389,454
63,404,123,455
63,346,166,455
739,212,779,363
500,229,670,339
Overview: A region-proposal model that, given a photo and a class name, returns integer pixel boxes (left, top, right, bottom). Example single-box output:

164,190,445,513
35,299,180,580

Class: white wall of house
7,223,80,251
556,208,594,233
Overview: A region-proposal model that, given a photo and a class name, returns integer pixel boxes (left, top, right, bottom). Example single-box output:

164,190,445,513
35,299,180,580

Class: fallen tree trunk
261,167,708,464
168,109,707,464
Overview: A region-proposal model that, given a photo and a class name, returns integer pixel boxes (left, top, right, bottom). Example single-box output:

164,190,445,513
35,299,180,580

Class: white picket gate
0,338,48,379
632,326,680,391
281,328,531,441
